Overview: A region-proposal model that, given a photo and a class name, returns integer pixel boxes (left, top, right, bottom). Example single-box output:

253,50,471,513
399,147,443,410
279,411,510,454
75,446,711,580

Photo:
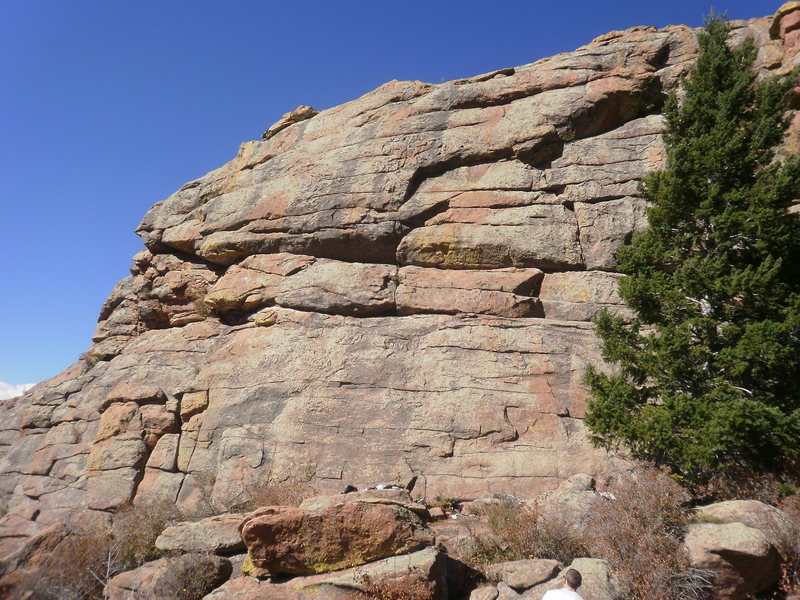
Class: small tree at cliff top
584,17,800,483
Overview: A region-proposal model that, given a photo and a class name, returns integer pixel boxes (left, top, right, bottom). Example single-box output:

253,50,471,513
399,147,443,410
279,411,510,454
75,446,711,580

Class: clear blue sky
0,0,771,385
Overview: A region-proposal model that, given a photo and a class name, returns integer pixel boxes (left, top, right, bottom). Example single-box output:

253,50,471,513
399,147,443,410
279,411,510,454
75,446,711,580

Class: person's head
563,569,582,590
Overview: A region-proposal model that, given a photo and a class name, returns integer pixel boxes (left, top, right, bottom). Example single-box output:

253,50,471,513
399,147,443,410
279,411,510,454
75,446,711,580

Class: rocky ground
2,482,795,599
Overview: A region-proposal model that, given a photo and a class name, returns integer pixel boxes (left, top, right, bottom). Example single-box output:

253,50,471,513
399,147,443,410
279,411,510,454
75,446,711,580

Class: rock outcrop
1,5,799,577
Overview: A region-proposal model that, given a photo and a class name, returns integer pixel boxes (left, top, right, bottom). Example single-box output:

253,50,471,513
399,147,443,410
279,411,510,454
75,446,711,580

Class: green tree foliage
585,17,800,481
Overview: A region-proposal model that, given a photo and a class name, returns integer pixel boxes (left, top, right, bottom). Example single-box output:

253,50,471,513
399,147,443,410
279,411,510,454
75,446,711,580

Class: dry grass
17,497,184,600
356,573,437,600
19,523,113,600
156,553,231,600
466,496,587,571
112,496,183,569
587,468,713,600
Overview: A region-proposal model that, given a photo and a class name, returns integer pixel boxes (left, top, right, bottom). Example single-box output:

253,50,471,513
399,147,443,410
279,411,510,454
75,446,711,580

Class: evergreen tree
584,17,800,481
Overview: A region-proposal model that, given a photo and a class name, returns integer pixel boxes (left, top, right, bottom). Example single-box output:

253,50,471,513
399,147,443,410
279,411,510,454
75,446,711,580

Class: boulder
396,207,584,271
240,494,434,575
204,253,314,314
771,2,800,58
155,513,246,554
299,488,427,516
204,546,448,600
0,522,70,578
523,558,615,600
205,254,397,317
274,260,397,316
107,553,232,600
685,522,781,600
497,582,523,599
487,558,560,591
470,587,500,600
430,517,492,560
694,499,795,551
262,105,319,140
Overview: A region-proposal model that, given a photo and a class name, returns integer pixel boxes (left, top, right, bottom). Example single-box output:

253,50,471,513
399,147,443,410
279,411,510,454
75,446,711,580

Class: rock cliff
2,8,798,560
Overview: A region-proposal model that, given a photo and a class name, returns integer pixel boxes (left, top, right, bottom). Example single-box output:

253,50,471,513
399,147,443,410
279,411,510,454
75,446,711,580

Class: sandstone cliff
1,8,798,560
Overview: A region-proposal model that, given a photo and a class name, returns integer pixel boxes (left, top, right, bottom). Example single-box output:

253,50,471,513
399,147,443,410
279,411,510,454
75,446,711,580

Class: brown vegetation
157,552,232,600
15,497,183,600
695,465,800,506
18,523,113,600
587,469,713,600
773,495,800,598
466,496,587,570
356,573,436,600
112,496,183,569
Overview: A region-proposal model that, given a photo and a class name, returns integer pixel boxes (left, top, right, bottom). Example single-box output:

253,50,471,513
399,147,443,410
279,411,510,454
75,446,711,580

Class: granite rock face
1,8,798,564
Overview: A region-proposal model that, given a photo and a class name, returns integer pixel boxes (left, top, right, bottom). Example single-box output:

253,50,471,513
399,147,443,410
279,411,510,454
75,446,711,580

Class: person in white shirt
541,569,584,600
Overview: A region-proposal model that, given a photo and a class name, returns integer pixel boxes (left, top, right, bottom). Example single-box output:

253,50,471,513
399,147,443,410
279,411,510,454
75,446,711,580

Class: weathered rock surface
240,492,433,575
472,557,616,600
205,546,448,600
522,558,616,599
684,499,794,599
536,473,603,527
685,522,781,600
155,512,246,554
486,558,561,591
695,499,795,551
106,553,232,600
299,488,427,516
1,7,798,572
397,266,543,317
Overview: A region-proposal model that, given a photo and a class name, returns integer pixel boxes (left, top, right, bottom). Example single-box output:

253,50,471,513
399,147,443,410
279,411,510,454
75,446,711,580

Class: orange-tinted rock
771,2,800,58
155,513,246,554
240,498,433,575
539,271,630,321
396,266,543,317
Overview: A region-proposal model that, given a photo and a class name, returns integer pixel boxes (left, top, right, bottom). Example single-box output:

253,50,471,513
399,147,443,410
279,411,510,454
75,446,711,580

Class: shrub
191,295,211,319
692,464,800,506
466,496,587,571
431,495,460,511
587,468,713,600
112,496,183,570
21,523,113,600
20,497,185,600
156,553,232,600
